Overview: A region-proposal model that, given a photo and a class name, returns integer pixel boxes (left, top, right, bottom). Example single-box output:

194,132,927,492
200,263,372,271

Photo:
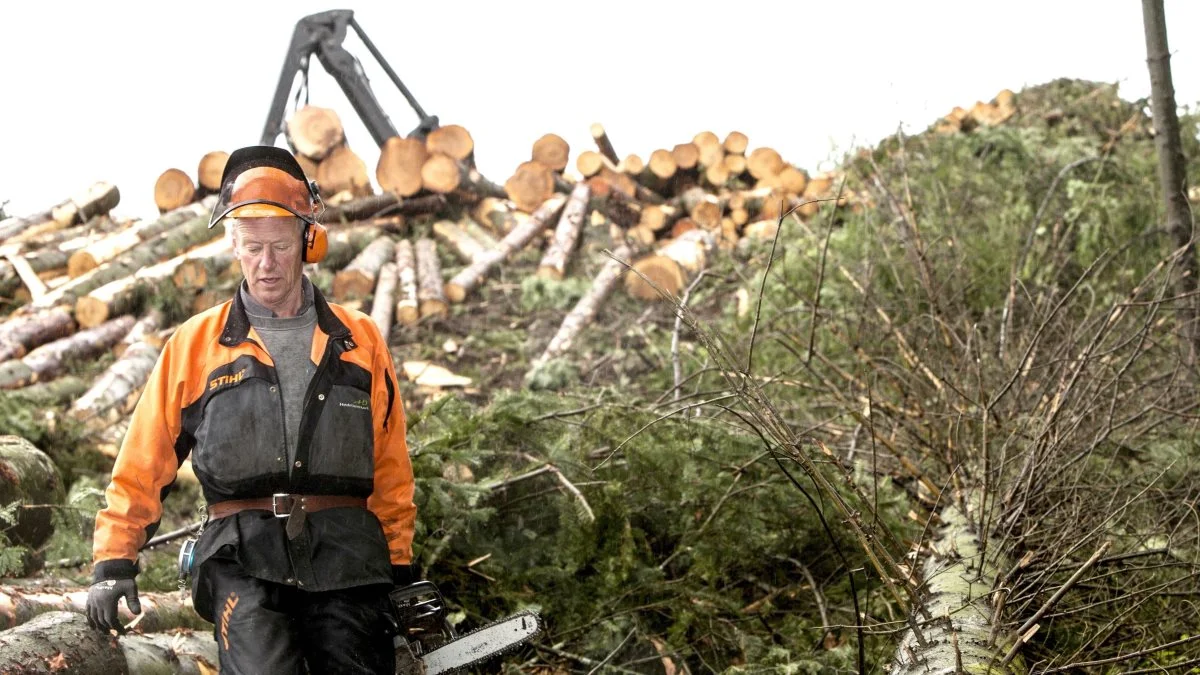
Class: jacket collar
220,278,352,348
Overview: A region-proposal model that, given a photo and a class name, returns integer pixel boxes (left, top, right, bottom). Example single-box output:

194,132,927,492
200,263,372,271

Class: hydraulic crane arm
261,10,439,148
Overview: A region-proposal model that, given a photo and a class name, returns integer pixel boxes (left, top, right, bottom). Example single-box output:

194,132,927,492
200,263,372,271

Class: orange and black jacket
92,283,415,611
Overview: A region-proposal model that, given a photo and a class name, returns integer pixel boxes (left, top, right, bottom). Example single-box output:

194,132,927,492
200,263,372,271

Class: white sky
3,1,1198,220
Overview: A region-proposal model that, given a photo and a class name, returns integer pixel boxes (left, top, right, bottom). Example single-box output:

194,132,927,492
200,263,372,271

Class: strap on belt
207,494,368,539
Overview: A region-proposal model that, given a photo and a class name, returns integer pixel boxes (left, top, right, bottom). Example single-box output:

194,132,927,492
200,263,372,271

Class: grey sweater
239,277,318,467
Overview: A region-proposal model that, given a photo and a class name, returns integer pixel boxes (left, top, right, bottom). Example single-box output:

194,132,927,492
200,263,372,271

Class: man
87,145,416,674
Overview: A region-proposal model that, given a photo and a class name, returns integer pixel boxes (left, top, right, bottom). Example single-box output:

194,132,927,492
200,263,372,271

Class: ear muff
303,222,328,264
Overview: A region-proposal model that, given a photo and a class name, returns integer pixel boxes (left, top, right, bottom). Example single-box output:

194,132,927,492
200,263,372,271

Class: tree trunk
723,131,749,155
444,195,566,303
1143,0,1198,364
370,262,398,338
68,197,216,278
319,192,442,224
0,586,209,633
4,253,47,302
376,136,429,198
5,376,86,407
0,611,217,674
0,308,75,362
75,240,227,327
68,340,161,425
433,220,485,264
196,151,229,194
317,145,373,198
333,237,396,300
537,182,591,280
170,238,235,292
0,436,65,549
747,147,784,180
415,238,447,318
679,186,723,230
889,505,1021,674
504,161,556,213
473,198,528,237
112,310,167,358
153,169,196,214
31,214,222,311
287,105,345,161
590,123,620,165
0,183,121,244
620,153,644,176
394,240,419,326
530,244,632,372
0,316,135,389
319,225,384,270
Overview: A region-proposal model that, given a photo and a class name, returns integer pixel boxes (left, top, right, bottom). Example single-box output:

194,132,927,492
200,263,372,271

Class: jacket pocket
309,383,374,481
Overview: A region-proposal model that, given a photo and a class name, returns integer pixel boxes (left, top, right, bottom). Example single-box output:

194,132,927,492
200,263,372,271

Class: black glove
86,578,141,634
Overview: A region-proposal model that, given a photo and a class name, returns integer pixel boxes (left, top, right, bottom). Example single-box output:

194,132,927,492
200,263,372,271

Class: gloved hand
86,578,141,634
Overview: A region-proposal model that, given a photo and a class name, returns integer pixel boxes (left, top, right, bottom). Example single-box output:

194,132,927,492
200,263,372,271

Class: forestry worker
86,145,417,674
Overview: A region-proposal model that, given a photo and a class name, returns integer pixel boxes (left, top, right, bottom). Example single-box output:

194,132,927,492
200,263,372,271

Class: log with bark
317,145,373,198
624,228,716,300
332,236,396,300
678,186,723,230
319,192,443,224
420,154,507,200
32,213,223,312
154,169,197,213
318,224,384,271
288,105,346,161
113,309,167,358
505,161,557,213
0,611,217,674
723,130,749,155
0,436,65,549
444,195,566,303
0,586,209,633
747,146,785,180
0,308,75,362
415,238,447,318
394,240,419,327
3,376,86,407
376,136,429,197
68,196,217,278
589,123,620,165
0,315,135,389
170,238,236,292
0,182,121,244
370,261,398,338
529,243,633,373
68,339,162,425
196,151,229,195
473,197,529,237
532,133,570,173
537,182,591,280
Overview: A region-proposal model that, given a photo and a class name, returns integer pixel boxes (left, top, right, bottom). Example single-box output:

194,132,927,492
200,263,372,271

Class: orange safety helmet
208,145,328,263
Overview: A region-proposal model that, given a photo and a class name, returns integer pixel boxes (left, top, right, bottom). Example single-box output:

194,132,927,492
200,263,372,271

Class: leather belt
207,494,367,539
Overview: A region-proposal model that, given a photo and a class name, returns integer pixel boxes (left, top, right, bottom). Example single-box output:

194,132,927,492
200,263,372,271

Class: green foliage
519,276,590,312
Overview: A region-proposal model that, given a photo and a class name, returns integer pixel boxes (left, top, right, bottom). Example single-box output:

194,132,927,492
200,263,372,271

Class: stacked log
333,236,397,299
0,182,121,244
0,315,135,389
394,240,419,326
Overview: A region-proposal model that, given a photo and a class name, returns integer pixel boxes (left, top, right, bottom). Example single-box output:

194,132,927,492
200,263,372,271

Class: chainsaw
390,581,542,675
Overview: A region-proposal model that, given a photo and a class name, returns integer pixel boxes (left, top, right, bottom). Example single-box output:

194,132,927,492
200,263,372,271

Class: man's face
232,217,305,317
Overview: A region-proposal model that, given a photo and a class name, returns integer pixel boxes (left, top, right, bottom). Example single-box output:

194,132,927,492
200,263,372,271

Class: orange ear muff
303,222,328,263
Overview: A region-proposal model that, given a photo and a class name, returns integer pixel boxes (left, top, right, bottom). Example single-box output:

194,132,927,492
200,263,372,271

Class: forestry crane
261,9,440,148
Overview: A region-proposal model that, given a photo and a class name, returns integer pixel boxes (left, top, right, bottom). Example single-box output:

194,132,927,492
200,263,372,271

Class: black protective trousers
204,558,396,674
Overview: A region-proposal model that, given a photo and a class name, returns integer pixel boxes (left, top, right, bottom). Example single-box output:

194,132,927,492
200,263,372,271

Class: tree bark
1143,0,1198,364
319,192,443,224
0,316,135,389
0,586,209,633
287,105,345,161
68,197,217,278
319,225,384,271
394,240,419,326
68,340,161,425
0,611,217,674
444,195,566,303
530,244,632,372
333,237,396,300
625,229,716,301
112,310,167,358
537,182,591,280
170,238,235,292
472,198,528,237
0,183,121,245
415,238,447,318
0,308,75,363
590,123,620,165
0,436,65,549
370,262,398,338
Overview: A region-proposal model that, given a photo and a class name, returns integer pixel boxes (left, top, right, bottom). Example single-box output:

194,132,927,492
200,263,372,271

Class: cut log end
376,136,429,197
287,106,345,161
505,161,556,213
532,133,570,172
317,146,373,198
425,124,475,163
154,169,196,213
197,151,229,192
421,153,465,194
625,256,684,301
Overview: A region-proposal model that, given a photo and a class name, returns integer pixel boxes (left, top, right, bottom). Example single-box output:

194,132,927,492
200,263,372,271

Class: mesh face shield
208,146,321,229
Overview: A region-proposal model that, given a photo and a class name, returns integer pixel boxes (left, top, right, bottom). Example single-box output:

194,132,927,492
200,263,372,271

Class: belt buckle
272,493,292,518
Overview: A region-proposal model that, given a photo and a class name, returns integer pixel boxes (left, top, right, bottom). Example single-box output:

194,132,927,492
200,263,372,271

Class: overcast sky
3,1,1198,220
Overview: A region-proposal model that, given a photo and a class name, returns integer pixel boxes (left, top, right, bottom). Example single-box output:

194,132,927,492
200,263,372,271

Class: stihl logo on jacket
208,368,247,391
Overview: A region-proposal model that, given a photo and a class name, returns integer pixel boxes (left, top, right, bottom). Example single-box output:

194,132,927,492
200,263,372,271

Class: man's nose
259,249,277,268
